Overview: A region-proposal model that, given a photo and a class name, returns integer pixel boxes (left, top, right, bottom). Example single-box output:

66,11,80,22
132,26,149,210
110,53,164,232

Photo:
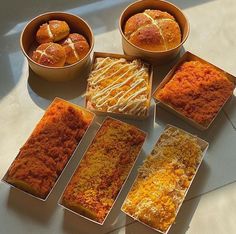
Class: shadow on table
27,59,91,110
6,188,57,225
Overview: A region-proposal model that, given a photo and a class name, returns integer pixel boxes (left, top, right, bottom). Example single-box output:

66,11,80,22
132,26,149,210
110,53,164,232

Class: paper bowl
119,0,190,64
20,12,94,82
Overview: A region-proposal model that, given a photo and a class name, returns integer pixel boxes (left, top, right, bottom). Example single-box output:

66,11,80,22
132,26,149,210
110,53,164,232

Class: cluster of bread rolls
32,20,89,67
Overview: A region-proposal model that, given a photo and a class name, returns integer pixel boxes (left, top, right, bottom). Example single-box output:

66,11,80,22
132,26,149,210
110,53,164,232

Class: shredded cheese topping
86,57,150,117
122,127,203,232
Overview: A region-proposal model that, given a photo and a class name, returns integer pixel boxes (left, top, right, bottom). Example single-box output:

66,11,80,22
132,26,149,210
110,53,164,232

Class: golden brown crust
6,99,93,199
32,42,66,67
124,9,181,51
156,61,235,125
62,117,146,223
61,33,90,65
36,20,70,44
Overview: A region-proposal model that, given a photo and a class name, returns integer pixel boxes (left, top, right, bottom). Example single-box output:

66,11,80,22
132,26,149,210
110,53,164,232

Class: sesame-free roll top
124,9,181,51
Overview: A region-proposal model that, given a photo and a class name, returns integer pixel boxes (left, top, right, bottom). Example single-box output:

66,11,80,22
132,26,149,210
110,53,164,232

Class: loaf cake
62,117,146,223
122,126,205,232
5,98,94,199
124,9,181,51
86,56,151,118
155,61,234,126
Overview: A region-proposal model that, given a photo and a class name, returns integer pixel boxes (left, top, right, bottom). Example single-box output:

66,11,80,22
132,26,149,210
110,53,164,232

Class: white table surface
1,0,236,234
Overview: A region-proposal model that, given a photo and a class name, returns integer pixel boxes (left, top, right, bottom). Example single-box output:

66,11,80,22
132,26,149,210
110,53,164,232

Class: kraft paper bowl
119,0,190,64
20,12,94,82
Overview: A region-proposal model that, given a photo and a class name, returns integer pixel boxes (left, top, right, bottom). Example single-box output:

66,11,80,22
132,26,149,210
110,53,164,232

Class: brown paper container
121,124,209,234
20,12,94,82
1,97,95,201
58,116,147,225
119,0,190,65
85,52,153,120
153,51,236,130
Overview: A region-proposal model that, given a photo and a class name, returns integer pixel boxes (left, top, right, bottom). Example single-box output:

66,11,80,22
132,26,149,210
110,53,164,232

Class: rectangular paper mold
121,124,209,234
58,116,147,225
85,52,153,120
152,51,236,130
1,97,95,201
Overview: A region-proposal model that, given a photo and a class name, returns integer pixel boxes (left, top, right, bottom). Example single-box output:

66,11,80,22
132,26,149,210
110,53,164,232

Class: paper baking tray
1,97,95,201
152,51,236,130
85,52,153,120
121,124,209,234
58,116,147,225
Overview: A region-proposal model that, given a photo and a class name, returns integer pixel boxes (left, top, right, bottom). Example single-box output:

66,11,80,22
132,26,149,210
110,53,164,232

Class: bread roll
61,33,90,65
36,20,70,44
124,9,181,51
32,42,66,67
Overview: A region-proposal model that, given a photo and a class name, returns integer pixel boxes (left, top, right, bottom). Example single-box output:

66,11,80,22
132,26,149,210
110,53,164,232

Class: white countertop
0,0,236,234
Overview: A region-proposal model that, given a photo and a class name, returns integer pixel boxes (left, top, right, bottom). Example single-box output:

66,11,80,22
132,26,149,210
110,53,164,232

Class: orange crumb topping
62,118,146,223
122,127,203,232
6,99,93,198
156,61,234,126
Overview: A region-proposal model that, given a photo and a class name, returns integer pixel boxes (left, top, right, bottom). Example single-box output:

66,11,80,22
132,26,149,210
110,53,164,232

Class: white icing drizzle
142,12,167,50
87,57,149,116
47,24,53,39
65,38,79,60
36,43,54,62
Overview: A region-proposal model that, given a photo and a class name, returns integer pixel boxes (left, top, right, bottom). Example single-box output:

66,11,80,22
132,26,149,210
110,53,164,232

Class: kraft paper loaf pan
58,116,147,225
121,124,209,234
85,52,153,120
152,51,236,130
1,97,95,201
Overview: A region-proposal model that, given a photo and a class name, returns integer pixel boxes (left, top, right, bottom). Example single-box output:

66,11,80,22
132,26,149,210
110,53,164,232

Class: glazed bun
32,42,66,67
61,33,90,65
124,9,181,51
36,20,70,44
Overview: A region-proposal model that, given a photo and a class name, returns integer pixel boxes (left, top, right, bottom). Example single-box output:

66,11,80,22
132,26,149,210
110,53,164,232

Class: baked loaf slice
5,98,93,199
124,9,181,51
62,117,146,223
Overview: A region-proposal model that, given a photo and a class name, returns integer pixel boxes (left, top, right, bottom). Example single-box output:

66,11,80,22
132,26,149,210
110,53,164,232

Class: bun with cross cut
36,20,70,44
124,9,181,51
60,33,90,65
32,42,66,67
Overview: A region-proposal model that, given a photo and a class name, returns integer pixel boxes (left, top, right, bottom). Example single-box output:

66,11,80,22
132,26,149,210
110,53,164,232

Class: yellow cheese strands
122,127,202,232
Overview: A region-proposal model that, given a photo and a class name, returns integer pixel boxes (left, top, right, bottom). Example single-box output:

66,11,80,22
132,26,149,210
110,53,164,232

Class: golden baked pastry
5,99,94,199
32,42,66,67
62,117,146,223
124,9,181,51
36,20,70,44
122,126,204,232
156,61,235,126
61,33,90,65
86,57,151,117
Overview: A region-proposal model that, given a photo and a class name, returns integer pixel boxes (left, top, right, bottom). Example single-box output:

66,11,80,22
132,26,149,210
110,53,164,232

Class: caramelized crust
156,61,234,126
32,42,66,67
61,33,90,65
36,20,70,44
6,99,93,199
124,9,181,51
62,117,146,223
